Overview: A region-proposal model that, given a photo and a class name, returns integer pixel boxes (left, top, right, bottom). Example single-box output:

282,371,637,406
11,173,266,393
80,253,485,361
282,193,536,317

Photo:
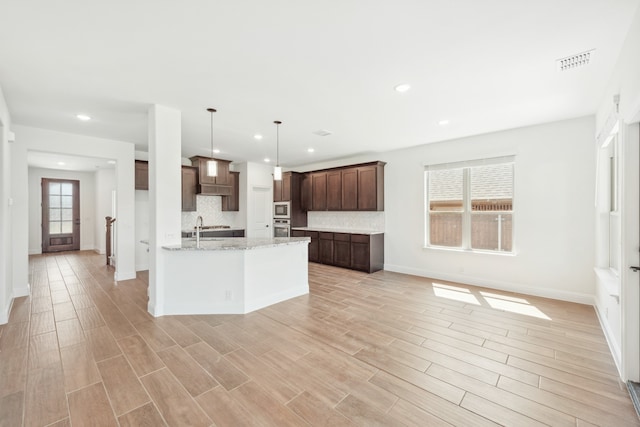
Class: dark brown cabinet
273,172,292,202
333,233,351,268
301,161,385,212
311,172,327,211
189,156,232,195
357,164,384,211
341,168,358,211
319,232,334,264
222,171,240,211
135,160,149,190
181,166,198,212
293,229,384,273
326,171,342,210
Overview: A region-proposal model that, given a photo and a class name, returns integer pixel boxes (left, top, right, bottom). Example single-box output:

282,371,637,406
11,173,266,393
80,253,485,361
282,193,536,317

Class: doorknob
631,266,640,272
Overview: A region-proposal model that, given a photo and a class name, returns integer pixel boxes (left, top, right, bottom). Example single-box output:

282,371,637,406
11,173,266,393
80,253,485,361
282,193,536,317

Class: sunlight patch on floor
432,283,481,305
430,283,552,320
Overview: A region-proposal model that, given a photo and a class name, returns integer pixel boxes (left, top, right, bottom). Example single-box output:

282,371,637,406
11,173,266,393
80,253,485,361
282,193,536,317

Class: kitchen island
160,237,310,315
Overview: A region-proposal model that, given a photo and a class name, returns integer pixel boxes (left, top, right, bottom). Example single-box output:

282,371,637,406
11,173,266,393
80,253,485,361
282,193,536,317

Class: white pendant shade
274,166,282,181
207,159,218,177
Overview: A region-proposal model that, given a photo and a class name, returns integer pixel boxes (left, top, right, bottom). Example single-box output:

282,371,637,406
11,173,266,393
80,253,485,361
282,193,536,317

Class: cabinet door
307,231,319,262
181,166,198,212
333,233,351,268
350,234,371,272
282,173,292,201
357,166,380,211
214,160,230,185
222,171,239,211
135,161,149,190
273,178,283,202
319,232,334,264
326,171,342,210
311,172,327,211
301,173,311,211
291,230,306,238
341,168,358,211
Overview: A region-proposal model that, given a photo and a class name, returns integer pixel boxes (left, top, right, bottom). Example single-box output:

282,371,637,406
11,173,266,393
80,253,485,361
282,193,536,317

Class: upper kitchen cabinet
273,172,293,202
311,172,327,211
221,171,240,211
181,166,198,212
326,170,342,210
356,162,385,211
135,160,149,190
189,156,232,196
303,161,385,211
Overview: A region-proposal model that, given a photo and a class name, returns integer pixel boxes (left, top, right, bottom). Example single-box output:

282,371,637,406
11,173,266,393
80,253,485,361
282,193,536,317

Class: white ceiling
1,0,638,169
27,151,116,172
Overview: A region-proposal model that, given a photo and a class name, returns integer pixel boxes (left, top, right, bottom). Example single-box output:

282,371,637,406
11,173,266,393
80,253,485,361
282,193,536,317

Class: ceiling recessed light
76,114,91,121
264,158,270,163
394,83,411,93
254,134,263,140
312,129,332,137
213,149,220,154
107,160,116,165
57,161,66,166
307,148,315,153
438,119,450,126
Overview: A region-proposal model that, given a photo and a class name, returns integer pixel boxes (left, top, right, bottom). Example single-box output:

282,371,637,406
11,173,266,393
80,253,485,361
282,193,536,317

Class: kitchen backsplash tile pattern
307,211,385,232
181,195,240,230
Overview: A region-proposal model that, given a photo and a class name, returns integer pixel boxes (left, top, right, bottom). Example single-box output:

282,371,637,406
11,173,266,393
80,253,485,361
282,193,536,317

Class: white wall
28,168,96,254
0,84,14,323
135,190,149,271
594,5,640,381
297,116,596,304
95,168,116,254
13,125,136,281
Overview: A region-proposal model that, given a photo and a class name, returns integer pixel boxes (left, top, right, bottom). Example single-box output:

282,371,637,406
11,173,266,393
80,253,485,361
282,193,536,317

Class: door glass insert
49,182,74,235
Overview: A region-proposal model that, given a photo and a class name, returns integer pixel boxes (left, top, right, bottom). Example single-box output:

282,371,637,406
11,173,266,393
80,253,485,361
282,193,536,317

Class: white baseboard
114,270,137,281
594,302,623,377
383,263,595,306
29,248,41,255
136,263,149,272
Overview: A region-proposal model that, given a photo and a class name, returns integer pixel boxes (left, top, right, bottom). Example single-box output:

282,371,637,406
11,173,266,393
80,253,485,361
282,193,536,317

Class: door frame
41,178,80,253
621,121,640,382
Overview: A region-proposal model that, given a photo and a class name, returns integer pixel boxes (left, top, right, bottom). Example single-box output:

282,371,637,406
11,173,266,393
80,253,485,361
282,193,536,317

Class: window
425,157,514,253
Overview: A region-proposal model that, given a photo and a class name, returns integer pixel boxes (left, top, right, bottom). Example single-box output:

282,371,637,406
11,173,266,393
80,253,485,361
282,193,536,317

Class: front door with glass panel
42,178,80,252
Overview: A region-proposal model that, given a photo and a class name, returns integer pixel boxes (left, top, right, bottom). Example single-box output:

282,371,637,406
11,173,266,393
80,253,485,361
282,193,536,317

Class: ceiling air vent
313,129,332,137
557,49,595,71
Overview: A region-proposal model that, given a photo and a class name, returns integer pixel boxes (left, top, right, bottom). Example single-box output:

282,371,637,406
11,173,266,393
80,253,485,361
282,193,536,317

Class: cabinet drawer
334,233,350,242
351,234,370,243
319,232,334,240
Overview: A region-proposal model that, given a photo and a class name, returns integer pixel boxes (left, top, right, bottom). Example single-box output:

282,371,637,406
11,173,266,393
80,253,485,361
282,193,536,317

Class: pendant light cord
210,110,214,157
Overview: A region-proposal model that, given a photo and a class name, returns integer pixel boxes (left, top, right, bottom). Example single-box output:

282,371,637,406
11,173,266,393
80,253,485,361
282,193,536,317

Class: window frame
424,156,515,254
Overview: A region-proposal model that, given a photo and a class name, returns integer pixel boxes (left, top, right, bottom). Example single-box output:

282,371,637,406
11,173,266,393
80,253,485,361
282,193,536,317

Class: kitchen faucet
195,215,203,248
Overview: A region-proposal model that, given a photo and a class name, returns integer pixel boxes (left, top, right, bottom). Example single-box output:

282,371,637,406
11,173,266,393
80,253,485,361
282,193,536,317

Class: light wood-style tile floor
0,250,638,426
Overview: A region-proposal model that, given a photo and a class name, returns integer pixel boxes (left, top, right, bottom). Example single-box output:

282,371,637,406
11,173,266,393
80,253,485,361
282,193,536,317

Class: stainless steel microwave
273,201,291,219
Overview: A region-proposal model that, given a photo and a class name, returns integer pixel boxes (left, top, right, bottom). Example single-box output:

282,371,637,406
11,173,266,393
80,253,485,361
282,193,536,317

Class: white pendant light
273,120,282,181
206,108,217,177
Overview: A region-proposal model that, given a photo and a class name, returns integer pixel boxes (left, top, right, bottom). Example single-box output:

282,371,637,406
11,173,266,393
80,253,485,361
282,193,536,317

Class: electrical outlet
225,290,232,301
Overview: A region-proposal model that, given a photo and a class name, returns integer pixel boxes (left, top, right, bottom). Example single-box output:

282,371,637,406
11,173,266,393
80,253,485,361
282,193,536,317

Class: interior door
42,178,80,252
250,186,272,238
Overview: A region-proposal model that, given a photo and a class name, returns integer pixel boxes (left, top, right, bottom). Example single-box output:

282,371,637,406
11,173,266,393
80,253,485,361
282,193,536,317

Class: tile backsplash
307,211,385,232
181,195,241,231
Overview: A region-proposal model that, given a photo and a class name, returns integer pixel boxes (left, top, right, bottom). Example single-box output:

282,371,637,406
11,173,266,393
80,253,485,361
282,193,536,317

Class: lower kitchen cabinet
292,229,383,273
333,233,351,268
319,232,334,264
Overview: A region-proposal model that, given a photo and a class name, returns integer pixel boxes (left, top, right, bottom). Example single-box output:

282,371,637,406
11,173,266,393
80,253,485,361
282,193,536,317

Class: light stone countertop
291,227,384,235
162,237,310,251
